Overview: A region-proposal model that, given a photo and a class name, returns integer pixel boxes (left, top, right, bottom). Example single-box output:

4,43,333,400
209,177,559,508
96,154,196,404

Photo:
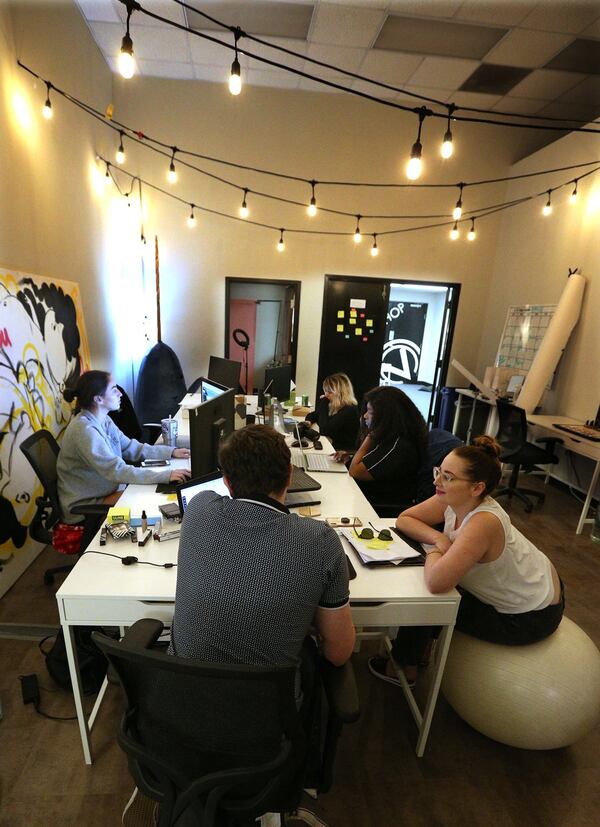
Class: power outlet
19,673,40,706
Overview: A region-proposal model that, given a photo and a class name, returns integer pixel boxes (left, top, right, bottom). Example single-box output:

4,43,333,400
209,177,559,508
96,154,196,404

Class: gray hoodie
57,410,174,522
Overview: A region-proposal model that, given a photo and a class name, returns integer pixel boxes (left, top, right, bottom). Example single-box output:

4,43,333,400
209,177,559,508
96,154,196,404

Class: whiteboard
496,304,557,372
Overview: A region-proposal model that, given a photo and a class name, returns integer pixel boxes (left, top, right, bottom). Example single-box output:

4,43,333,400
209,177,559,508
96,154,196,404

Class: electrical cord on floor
19,674,78,721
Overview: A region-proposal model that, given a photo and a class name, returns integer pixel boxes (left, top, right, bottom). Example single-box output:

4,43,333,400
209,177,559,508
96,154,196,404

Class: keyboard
305,453,347,473
288,466,321,493
553,423,600,442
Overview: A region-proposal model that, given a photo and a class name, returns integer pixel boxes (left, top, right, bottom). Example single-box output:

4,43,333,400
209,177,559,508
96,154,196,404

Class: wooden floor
1,479,599,827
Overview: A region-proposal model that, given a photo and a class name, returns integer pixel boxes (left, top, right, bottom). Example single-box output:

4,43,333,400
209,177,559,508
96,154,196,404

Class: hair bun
473,434,501,458
63,387,76,403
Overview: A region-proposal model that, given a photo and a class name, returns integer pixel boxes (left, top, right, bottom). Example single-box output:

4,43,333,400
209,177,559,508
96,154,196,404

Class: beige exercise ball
442,617,600,749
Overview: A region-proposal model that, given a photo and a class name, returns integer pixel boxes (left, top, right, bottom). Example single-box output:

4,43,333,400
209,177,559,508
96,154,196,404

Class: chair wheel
43,572,54,585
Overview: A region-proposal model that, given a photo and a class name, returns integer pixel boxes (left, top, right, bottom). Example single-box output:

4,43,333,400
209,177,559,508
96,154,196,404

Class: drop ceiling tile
186,2,314,39
298,76,344,93
189,33,233,67
460,64,531,95
519,3,600,35
351,78,402,100
129,24,191,62
193,64,233,84
360,50,424,85
484,28,573,68
137,60,195,80
509,68,587,100
246,37,308,72
246,68,301,89
88,21,126,55
397,85,453,105
492,96,547,115
375,16,507,59
556,74,600,104
309,5,386,48
454,0,531,28
451,89,502,108
407,56,480,88
387,1,464,18
536,99,599,122
580,17,600,38
306,44,366,78
115,0,187,27
545,38,600,75
75,0,121,23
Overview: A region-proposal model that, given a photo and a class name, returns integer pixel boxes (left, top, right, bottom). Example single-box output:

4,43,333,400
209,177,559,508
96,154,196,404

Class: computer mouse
313,440,323,450
341,517,350,524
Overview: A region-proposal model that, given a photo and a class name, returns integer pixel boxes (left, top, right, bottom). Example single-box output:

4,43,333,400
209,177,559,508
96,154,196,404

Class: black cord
82,550,176,568
33,702,78,721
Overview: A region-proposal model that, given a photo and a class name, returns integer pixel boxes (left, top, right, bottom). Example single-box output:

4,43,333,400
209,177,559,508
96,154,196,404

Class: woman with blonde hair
305,372,359,450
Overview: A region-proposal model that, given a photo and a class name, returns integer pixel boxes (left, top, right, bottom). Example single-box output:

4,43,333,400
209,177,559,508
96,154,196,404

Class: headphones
232,328,250,349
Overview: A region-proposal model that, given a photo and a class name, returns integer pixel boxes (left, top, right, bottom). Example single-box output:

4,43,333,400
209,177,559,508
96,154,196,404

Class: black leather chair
93,620,359,827
494,399,561,513
20,430,108,585
109,385,161,445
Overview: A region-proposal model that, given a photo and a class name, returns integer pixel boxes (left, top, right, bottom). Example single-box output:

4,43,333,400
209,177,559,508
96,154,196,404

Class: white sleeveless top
444,497,554,614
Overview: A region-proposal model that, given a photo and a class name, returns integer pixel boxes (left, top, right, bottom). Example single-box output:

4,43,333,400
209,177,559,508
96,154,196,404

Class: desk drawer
60,598,175,625
351,600,458,626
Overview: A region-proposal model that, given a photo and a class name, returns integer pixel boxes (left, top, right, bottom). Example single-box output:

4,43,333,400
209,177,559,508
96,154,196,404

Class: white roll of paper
516,273,586,413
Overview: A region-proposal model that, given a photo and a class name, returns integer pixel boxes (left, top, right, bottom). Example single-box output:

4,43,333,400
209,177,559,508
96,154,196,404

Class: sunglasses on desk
353,520,393,542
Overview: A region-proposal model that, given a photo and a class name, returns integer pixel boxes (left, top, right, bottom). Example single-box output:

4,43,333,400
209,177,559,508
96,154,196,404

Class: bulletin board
495,304,556,372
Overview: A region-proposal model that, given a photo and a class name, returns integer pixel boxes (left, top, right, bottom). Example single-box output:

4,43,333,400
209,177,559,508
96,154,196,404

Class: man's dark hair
362,386,428,463
218,424,291,498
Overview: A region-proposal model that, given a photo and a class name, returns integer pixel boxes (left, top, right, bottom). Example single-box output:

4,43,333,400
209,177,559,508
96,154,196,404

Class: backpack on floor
40,627,113,696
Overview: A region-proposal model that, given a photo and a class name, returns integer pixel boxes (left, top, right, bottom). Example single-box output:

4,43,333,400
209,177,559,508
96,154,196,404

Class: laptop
291,440,348,474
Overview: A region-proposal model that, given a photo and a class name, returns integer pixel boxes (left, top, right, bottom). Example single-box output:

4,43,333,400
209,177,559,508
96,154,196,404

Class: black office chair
494,399,561,513
415,428,464,502
93,620,359,827
109,385,161,445
20,430,108,585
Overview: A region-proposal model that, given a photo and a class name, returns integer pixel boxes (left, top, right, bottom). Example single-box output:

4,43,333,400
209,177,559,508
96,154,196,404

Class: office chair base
43,563,76,586
495,487,545,514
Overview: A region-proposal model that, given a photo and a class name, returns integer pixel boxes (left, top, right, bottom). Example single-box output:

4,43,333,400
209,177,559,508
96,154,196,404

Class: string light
187,205,197,228
229,28,242,96
104,161,111,187
370,234,379,256
406,108,427,180
569,181,578,204
239,188,249,218
542,190,552,216
307,181,318,216
119,2,136,80
353,215,362,243
441,104,455,159
450,222,459,240
167,148,178,184
42,81,53,119
453,183,464,220
467,218,476,241
277,229,285,252
116,131,125,164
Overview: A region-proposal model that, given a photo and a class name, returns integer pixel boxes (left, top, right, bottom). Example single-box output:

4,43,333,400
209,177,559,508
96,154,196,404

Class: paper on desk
340,528,421,565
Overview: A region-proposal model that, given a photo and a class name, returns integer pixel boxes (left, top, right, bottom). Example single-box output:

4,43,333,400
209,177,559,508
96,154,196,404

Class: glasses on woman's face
432,466,472,485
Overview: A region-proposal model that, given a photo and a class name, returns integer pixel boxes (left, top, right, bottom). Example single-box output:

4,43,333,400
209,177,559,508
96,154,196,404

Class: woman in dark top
335,386,428,511
305,373,359,450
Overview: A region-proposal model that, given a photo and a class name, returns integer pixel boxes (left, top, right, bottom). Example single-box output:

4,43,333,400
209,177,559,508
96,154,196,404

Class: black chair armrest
319,659,360,724
71,503,111,517
121,619,165,650
535,436,563,449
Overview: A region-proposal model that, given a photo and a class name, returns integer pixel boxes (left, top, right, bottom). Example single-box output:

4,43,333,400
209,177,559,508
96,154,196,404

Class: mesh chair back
496,399,527,456
19,429,61,510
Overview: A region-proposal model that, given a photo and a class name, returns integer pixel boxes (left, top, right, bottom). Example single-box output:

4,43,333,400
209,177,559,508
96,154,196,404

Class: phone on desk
141,459,170,467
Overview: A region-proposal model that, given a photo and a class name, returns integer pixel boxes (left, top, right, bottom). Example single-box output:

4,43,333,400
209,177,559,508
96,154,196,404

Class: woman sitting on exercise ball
369,435,564,686
57,370,191,525
334,385,428,512
305,372,359,450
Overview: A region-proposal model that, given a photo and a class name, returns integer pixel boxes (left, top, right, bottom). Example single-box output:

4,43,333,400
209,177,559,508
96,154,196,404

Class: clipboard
342,527,425,568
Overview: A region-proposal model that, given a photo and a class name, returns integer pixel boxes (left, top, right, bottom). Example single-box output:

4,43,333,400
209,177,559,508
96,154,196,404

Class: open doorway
225,278,301,393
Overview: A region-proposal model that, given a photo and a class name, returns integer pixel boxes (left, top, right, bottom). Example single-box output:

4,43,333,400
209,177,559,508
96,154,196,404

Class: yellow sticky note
350,309,357,317
366,319,373,327
355,328,362,336
337,310,345,318
349,318,356,325
336,324,343,332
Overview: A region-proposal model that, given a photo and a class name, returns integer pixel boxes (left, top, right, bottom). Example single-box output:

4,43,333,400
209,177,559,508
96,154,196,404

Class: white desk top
527,414,600,462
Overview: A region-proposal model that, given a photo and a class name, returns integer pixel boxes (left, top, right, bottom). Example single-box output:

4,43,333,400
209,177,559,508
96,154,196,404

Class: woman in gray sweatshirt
57,370,190,523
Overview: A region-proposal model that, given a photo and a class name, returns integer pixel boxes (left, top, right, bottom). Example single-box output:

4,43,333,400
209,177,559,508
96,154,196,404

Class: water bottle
592,508,600,544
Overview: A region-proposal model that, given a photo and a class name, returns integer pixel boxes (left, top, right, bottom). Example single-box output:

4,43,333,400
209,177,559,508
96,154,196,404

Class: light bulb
239,190,249,218
119,34,135,79
116,135,125,164
542,202,552,216
569,183,578,204
167,160,177,184
277,230,285,252
452,203,462,220
406,152,422,181
441,130,453,159
187,209,196,228
370,236,379,257
450,223,459,240
104,166,111,187
353,230,362,244
229,58,242,95
467,220,476,241
42,97,52,119
307,197,317,217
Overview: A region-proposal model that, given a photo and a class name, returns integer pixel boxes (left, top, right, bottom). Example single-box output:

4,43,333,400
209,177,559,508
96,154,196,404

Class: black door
316,276,389,403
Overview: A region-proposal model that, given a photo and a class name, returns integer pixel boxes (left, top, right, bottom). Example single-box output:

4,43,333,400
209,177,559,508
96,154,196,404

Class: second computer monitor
263,364,292,402
189,380,235,478
208,355,242,391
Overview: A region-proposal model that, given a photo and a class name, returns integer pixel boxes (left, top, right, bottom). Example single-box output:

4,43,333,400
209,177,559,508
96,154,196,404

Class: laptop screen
201,378,226,403
177,473,229,514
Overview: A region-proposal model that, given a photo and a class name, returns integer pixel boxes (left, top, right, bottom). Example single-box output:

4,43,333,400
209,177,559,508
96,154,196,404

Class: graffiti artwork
0,268,90,596
381,302,428,384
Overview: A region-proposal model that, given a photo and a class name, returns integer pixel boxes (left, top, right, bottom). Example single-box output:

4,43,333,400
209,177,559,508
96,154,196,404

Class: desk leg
63,623,93,765
577,459,600,535
415,623,454,758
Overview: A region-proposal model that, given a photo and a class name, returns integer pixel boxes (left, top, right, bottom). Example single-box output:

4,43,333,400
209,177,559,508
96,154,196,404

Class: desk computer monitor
263,364,292,402
189,379,235,477
208,355,242,391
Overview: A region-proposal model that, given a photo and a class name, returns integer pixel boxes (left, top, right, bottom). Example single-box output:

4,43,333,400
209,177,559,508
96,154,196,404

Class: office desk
57,440,459,765
527,415,600,534
452,388,498,442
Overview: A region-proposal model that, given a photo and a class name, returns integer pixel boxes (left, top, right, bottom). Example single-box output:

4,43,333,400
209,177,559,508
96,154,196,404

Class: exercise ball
442,617,600,749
